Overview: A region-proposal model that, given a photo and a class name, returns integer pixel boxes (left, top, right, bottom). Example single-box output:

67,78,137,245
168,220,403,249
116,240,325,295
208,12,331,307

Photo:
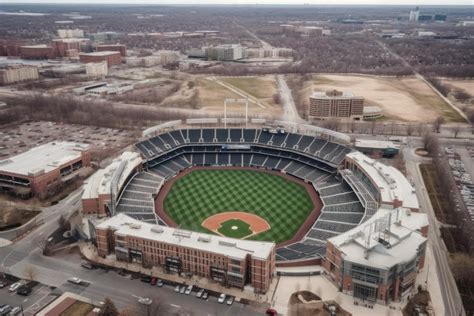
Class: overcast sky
1,0,472,5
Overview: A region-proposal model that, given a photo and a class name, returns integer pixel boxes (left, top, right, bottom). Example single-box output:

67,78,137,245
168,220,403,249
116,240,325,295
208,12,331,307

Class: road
404,143,466,316
276,74,304,123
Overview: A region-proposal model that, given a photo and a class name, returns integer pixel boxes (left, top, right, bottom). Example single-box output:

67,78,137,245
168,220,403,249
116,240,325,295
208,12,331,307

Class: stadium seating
132,128,367,263
116,172,164,224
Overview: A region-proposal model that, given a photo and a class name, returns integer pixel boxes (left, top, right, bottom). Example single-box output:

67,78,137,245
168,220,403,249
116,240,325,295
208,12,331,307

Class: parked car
137,297,152,305
226,296,234,306
67,277,82,285
140,276,151,283
179,286,186,294
201,291,208,300
8,282,22,292
80,260,94,269
174,285,180,293
0,281,8,288
266,308,278,315
150,277,157,286
196,288,204,298
16,286,32,296
218,293,226,303
185,285,193,295
156,279,163,287
9,306,22,315
0,305,12,315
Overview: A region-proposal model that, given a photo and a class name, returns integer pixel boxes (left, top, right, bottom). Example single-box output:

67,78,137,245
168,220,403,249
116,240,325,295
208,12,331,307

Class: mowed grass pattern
164,169,314,243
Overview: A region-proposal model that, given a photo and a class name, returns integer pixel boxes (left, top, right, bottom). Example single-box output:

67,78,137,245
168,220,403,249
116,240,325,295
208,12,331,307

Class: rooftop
0,141,89,177
329,208,428,269
82,151,142,199
346,151,419,209
21,44,50,49
355,139,400,150
311,90,363,99
97,213,275,261
79,51,121,57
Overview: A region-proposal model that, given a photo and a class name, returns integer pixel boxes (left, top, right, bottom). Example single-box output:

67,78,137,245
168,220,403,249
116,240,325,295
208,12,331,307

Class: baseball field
162,169,315,244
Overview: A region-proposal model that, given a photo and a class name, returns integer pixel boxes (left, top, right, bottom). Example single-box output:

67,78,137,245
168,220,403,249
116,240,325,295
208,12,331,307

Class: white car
8,282,22,292
138,297,152,305
226,296,234,305
218,293,227,304
67,277,82,284
185,285,193,295
196,288,204,298
174,285,180,293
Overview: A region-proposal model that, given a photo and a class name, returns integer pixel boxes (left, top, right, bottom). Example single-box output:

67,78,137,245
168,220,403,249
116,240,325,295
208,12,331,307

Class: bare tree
422,132,438,153
99,297,119,316
452,125,461,138
23,265,38,281
36,237,53,256
370,121,377,135
272,93,281,105
432,116,445,133
407,123,414,136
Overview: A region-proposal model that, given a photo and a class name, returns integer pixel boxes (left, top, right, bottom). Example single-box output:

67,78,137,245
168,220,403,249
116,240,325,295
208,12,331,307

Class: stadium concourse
80,119,428,303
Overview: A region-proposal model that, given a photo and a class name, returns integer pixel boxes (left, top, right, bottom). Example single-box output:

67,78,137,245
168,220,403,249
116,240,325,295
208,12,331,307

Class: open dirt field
442,79,474,94
301,74,463,122
196,75,282,117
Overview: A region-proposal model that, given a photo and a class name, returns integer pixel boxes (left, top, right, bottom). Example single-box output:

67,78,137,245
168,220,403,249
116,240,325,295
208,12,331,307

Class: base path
202,211,270,237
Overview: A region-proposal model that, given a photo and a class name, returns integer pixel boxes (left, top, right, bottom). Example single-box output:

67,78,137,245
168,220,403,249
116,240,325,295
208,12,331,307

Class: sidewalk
79,242,275,308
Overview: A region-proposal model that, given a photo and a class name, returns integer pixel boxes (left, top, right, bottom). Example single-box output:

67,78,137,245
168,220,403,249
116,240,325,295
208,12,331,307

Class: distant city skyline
1,0,472,5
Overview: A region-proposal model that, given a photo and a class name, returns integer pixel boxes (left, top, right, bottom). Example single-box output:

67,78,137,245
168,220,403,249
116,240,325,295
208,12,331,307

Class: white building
0,64,39,85
409,8,420,21
158,50,180,65
85,62,108,78
57,28,84,38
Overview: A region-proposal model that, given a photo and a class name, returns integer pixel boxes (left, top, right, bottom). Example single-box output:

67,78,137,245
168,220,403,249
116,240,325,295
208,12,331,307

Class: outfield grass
217,219,253,239
163,169,314,243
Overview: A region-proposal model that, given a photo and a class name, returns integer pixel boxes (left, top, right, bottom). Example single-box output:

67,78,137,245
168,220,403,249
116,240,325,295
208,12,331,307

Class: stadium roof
346,151,419,209
355,139,400,150
82,151,142,199
0,141,89,177
97,213,275,261
329,208,428,270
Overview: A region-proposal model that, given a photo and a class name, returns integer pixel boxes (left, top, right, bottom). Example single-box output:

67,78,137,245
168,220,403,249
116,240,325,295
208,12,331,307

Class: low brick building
0,142,91,197
93,213,275,293
96,44,127,57
79,51,122,67
20,44,55,59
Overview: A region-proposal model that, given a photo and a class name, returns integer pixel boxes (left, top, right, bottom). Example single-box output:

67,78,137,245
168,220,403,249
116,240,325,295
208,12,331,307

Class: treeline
1,94,192,129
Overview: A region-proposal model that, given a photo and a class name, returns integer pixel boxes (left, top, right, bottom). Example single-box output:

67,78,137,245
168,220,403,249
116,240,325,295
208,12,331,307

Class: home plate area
202,211,270,239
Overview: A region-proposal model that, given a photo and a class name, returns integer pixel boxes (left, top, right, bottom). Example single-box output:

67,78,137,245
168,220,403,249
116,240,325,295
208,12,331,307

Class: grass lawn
164,169,314,243
217,219,253,239
222,76,276,99
60,301,94,316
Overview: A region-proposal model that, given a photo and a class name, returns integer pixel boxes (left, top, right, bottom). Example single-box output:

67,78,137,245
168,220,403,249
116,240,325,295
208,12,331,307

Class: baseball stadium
118,123,353,263
83,119,427,301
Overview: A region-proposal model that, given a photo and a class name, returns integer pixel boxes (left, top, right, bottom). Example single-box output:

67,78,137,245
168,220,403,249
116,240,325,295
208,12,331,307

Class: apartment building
0,64,39,85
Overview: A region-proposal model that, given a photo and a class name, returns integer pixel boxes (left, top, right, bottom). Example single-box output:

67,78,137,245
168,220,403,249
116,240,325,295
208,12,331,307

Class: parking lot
0,121,139,161
0,277,55,316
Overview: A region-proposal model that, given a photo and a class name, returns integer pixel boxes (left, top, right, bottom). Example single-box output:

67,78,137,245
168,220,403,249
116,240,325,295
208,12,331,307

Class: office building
308,90,365,121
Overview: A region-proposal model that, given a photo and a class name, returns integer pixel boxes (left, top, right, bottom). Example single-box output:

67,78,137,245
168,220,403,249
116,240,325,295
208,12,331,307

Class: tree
272,93,281,105
406,123,414,136
23,265,38,281
99,297,119,316
36,237,53,256
452,125,461,138
422,132,438,153
432,116,445,133
58,215,71,231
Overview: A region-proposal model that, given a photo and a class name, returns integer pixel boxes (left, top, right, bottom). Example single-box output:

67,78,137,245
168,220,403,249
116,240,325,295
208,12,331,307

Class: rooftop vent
151,227,164,234
129,223,141,229
198,236,211,243
218,240,236,247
